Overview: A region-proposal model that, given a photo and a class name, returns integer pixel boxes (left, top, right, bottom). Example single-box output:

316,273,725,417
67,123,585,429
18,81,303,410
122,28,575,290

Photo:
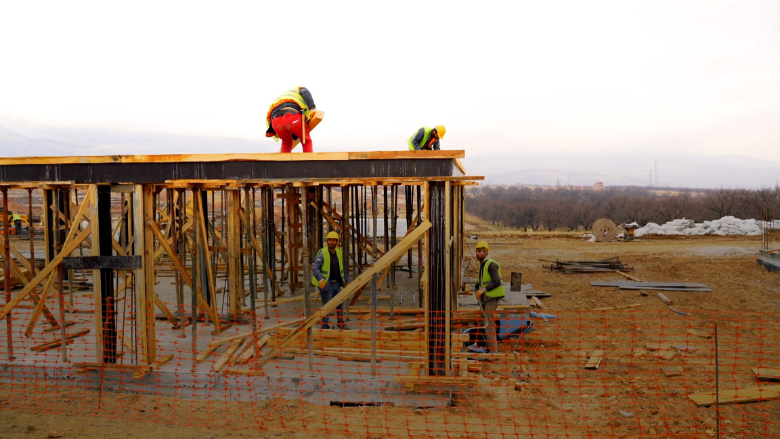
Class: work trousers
481,297,500,352
319,281,344,328
272,113,313,153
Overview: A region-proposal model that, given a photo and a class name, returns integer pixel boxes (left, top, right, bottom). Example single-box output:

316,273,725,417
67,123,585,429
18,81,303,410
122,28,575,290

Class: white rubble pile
635,216,763,237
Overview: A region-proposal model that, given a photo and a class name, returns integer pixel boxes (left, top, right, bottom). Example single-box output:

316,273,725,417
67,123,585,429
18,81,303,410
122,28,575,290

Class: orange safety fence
1,302,780,438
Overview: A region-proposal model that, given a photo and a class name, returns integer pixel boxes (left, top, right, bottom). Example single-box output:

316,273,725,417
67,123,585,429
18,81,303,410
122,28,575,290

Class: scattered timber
542,257,633,274
591,281,712,292
688,385,780,406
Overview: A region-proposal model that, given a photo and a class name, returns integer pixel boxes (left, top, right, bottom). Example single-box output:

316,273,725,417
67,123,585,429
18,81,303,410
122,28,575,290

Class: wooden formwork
0,151,479,376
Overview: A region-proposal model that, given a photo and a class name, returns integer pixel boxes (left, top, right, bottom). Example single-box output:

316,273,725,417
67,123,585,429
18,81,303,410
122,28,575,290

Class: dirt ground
2,227,779,438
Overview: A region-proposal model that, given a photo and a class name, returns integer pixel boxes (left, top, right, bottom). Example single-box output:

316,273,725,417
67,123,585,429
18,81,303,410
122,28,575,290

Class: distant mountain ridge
462,151,780,189
1,123,777,189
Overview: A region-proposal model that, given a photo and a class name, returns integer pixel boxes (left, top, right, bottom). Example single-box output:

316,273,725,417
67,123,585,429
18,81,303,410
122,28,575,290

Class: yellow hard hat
475,241,489,251
435,125,446,138
326,231,340,240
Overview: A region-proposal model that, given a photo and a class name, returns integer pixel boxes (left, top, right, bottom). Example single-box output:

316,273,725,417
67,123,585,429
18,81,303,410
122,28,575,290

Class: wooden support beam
253,220,431,369
0,228,91,321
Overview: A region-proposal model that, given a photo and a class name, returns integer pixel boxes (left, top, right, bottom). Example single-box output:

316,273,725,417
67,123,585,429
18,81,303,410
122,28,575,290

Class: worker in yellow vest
265,87,317,153
474,241,505,352
312,231,349,330
8,211,23,235
407,125,446,150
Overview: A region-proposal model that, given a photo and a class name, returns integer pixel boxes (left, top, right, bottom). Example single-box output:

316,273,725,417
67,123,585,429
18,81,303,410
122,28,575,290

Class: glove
318,279,327,290
475,290,484,300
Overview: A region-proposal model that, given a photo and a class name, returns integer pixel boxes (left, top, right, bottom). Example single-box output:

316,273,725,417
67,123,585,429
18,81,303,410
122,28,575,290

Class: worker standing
312,231,349,330
265,87,317,153
474,241,504,352
407,125,446,150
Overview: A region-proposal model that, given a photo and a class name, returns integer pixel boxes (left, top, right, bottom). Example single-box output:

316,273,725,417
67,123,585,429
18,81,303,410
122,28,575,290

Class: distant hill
462,151,780,189
2,122,778,189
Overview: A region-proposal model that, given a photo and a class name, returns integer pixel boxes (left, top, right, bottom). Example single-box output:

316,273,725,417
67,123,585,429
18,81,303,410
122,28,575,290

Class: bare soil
2,231,779,438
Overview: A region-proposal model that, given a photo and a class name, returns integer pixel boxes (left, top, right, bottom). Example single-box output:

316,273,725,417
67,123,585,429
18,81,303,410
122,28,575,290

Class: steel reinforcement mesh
1,306,779,438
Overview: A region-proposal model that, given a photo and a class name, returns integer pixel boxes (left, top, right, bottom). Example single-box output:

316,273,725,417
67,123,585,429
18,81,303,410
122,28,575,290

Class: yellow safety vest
407,127,434,151
311,248,345,287
266,87,312,142
480,258,505,298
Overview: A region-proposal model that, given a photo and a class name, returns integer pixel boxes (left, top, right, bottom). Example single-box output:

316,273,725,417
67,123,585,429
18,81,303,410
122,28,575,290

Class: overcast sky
1,1,779,161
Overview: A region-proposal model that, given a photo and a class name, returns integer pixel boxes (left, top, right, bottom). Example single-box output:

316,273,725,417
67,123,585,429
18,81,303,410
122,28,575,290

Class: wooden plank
591,303,641,311
0,150,465,166
405,362,422,389
31,328,90,351
235,334,271,364
645,342,674,351
132,354,174,378
662,365,683,377
752,367,780,381
223,368,265,376
530,296,544,308
585,350,605,370
139,184,157,363
687,329,712,339
213,339,243,372
688,385,780,406
253,220,431,369
24,273,58,336
393,376,478,385
0,228,91,321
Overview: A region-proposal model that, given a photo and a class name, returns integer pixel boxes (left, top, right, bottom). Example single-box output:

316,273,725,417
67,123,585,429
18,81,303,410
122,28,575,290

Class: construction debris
590,281,712,292
542,257,632,274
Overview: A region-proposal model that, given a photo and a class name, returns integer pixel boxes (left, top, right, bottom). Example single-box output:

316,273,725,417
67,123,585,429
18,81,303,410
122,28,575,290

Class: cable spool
592,218,617,242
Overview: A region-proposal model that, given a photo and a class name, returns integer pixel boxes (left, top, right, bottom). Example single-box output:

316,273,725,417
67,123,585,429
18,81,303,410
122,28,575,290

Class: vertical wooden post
91,185,103,363
191,186,199,372
135,184,157,364
370,184,378,375
27,189,35,277
228,189,241,316
341,186,350,284
2,188,13,360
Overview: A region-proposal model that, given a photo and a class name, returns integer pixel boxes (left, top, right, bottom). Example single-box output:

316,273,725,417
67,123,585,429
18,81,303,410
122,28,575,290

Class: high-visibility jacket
9,214,22,223
479,258,506,298
311,248,345,287
266,87,312,142
407,127,437,151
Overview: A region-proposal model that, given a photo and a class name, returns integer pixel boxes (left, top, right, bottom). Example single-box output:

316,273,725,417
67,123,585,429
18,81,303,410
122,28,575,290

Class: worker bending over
266,87,317,153
8,211,23,235
312,231,349,330
407,125,446,150
474,241,505,352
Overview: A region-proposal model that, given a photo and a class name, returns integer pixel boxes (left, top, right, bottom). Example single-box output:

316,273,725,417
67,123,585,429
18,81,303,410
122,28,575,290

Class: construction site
1,151,779,439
